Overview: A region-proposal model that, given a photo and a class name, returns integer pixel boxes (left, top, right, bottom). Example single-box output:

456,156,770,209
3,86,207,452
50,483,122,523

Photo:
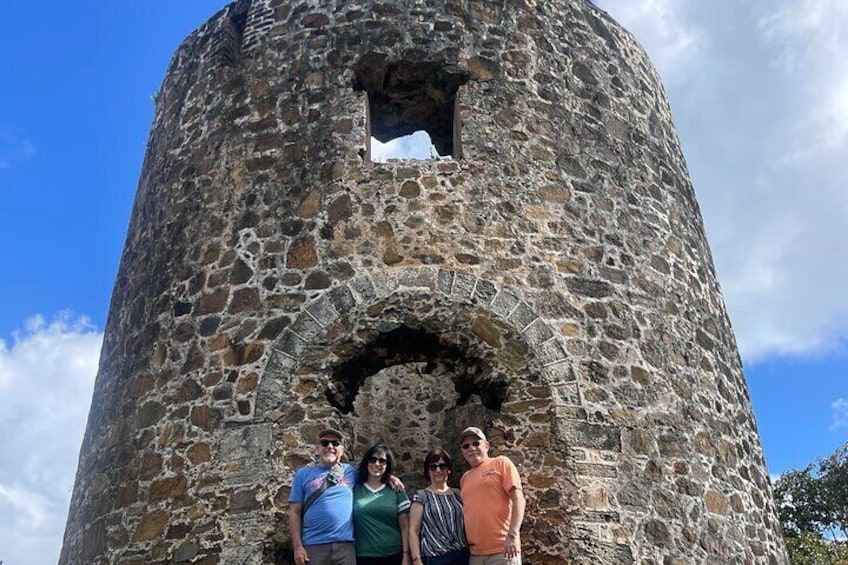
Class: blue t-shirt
289,463,357,545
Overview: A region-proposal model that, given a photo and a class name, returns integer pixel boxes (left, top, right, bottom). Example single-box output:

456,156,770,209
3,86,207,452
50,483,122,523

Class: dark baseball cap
318,428,343,441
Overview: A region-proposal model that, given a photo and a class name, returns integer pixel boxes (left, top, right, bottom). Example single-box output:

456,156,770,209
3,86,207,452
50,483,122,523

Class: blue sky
0,1,846,564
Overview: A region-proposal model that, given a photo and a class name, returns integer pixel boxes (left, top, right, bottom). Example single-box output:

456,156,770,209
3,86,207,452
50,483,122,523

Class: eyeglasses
320,439,341,447
368,456,388,465
428,463,449,471
461,440,481,450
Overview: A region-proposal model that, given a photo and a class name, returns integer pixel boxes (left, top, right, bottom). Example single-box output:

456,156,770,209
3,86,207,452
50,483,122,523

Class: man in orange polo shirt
459,426,526,565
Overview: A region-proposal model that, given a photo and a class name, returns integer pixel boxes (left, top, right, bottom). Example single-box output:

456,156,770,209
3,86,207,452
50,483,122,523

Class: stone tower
60,0,788,563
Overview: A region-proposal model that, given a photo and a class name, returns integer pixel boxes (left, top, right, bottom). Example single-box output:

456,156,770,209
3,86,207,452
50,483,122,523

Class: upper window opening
371,130,448,162
354,60,468,161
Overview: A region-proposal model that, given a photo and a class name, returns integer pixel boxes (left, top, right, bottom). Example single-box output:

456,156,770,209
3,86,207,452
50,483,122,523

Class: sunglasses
369,456,388,465
461,440,481,450
320,439,341,447
428,463,449,471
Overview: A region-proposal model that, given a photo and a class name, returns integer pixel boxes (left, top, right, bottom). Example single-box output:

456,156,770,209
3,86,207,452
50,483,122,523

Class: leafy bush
775,442,848,564
784,533,848,565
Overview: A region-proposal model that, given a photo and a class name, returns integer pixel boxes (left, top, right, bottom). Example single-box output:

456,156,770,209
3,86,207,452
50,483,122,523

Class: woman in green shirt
353,443,411,565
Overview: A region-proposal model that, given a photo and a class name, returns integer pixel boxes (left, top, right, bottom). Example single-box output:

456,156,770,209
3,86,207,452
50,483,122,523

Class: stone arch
256,266,609,559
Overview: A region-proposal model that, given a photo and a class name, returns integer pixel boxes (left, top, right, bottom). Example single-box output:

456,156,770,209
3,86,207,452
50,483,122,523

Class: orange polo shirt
460,456,521,555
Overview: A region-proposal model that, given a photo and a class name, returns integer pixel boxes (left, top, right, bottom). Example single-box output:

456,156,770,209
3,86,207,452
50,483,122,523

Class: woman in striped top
409,449,469,565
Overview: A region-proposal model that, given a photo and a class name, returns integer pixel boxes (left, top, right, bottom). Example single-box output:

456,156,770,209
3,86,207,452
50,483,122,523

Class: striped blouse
411,488,468,557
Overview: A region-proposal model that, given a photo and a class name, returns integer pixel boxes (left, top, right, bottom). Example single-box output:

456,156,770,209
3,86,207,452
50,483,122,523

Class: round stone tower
60,0,788,563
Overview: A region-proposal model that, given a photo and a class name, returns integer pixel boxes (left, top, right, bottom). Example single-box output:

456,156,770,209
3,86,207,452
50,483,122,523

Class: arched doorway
259,268,582,561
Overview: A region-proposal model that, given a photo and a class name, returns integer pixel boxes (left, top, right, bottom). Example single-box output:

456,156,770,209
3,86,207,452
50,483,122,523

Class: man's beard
319,451,339,465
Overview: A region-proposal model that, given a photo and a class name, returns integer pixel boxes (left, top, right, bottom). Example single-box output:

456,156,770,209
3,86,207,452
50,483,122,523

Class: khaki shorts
304,542,356,565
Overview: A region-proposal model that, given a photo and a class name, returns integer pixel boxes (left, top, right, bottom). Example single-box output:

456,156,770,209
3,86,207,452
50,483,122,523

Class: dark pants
425,548,470,565
305,542,356,565
357,553,403,565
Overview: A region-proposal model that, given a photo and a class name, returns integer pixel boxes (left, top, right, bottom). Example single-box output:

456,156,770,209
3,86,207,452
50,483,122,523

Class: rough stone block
538,339,568,365
580,509,620,523
542,362,576,384
509,301,537,330
557,421,622,451
552,383,581,405
396,266,437,290
289,314,322,341
329,285,356,312
277,330,308,360
472,315,501,346
471,278,497,306
567,277,615,298
451,271,476,301
148,475,188,503
436,269,454,295
172,541,199,562
264,348,296,374
220,429,273,485
370,270,391,296
523,318,554,346
230,489,260,513
306,296,338,327
350,275,377,302
131,509,168,542
490,290,520,319
218,543,265,564
576,462,618,479
556,405,588,420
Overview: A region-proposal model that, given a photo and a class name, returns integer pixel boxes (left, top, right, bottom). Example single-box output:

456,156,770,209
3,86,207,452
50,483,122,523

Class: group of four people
288,426,526,565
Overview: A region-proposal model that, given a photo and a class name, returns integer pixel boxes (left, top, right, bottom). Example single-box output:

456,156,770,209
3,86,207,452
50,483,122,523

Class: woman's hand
401,553,410,565
388,474,405,492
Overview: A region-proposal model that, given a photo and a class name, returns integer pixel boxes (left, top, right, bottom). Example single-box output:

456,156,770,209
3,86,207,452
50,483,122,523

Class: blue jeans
424,548,470,565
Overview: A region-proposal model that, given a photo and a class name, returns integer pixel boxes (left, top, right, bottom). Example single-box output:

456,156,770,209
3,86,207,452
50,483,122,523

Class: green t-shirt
352,483,411,557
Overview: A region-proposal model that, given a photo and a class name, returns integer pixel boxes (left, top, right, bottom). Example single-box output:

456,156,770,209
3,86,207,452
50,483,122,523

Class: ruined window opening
325,326,508,486
354,61,468,161
371,130,441,162
326,327,506,414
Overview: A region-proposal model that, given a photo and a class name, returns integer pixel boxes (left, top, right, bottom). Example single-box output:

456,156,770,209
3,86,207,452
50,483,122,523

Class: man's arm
503,488,526,559
288,502,309,565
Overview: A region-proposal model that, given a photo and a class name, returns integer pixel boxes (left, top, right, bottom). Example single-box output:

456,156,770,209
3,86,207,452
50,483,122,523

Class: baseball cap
318,428,343,441
459,426,486,443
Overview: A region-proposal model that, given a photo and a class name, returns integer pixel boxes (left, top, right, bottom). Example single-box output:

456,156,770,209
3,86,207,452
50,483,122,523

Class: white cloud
830,398,848,432
0,313,101,565
756,0,848,160
0,126,36,171
370,131,434,162
599,0,848,363
0,483,52,530
593,0,704,84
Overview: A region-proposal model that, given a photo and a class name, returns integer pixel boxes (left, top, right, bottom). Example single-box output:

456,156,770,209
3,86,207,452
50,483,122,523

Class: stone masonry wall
60,1,788,563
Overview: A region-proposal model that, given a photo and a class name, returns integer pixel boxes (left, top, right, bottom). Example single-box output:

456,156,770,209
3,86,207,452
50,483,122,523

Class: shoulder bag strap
302,463,342,518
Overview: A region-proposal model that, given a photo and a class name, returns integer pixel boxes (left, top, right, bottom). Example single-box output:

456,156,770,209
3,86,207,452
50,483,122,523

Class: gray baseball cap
459,426,487,443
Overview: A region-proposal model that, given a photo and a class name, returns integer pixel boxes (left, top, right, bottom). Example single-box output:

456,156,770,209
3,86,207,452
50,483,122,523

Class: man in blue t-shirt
288,428,358,565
